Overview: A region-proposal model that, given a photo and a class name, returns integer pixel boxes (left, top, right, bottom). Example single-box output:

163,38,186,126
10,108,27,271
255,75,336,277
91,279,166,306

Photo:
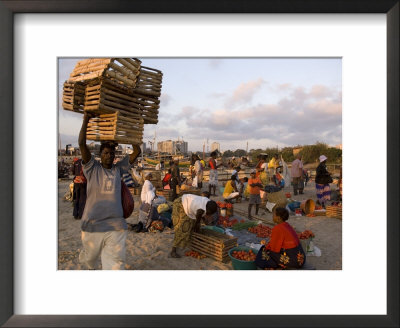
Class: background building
157,139,188,154
211,142,220,153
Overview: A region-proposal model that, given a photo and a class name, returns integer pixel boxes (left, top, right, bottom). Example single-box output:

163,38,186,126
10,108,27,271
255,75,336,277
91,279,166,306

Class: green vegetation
223,142,342,165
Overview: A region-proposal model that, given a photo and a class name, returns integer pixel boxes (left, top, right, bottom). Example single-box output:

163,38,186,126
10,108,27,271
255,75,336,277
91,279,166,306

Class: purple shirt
291,159,303,178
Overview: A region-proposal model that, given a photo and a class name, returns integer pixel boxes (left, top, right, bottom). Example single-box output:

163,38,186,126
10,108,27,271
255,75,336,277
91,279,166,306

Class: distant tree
281,147,294,163
300,142,328,164
233,149,247,157
222,150,234,157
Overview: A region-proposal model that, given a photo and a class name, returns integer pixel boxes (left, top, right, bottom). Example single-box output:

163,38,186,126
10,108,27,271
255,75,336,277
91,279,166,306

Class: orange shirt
266,222,300,253
248,177,262,195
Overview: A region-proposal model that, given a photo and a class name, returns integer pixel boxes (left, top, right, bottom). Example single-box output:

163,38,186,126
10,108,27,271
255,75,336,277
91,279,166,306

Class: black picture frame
0,1,398,327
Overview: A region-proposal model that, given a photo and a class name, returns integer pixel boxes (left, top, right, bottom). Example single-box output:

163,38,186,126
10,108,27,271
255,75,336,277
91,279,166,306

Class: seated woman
222,175,240,203
273,168,285,188
162,169,172,189
255,207,306,270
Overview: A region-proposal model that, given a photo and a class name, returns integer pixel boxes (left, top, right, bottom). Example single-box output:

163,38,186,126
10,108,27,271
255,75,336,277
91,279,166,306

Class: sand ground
58,180,342,270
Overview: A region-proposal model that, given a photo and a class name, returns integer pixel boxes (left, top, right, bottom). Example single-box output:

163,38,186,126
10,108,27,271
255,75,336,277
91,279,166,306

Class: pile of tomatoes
248,224,273,238
216,201,233,209
217,216,245,228
297,230,315,239
185,250,206,259
231,249,256,261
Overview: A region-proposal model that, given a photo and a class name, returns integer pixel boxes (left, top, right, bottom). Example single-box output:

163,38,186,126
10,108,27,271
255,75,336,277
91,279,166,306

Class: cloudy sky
59,58,342,152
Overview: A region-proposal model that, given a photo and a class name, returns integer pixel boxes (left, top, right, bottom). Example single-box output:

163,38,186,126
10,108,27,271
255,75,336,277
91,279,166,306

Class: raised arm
129,144,142,165
78,112,93,164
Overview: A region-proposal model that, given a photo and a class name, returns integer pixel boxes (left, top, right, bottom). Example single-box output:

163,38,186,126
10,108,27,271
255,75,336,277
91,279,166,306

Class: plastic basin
228,246,258,270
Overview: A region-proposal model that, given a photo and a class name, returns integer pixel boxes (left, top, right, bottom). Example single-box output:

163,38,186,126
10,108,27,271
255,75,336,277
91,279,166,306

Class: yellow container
300,199,315,215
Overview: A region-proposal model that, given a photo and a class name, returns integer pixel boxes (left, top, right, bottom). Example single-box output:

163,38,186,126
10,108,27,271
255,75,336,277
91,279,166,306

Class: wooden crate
325,206,342,219
63,59,162,126
83,77,159,125
190,229,238,262
135,66,163,98
156,189,174,201
62,81,86,113
68,58,141,89
86,111,144,145
130,66,163,124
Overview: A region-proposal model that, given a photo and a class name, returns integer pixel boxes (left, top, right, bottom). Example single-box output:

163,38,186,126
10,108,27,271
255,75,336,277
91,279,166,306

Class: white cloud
176,83,342,149
225,78,266,108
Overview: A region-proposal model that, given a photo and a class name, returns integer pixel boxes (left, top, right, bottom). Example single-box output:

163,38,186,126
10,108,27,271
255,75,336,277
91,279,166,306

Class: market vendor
267,153,279,183
248,170,263,219
222,175,241,203
170,194,218,258
255,207,306,270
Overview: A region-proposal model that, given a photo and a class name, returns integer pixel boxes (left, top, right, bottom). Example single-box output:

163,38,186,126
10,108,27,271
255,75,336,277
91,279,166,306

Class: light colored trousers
79,230,128,270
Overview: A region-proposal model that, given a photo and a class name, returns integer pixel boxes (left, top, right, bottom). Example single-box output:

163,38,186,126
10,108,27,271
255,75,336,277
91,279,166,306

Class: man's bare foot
170,250,181,258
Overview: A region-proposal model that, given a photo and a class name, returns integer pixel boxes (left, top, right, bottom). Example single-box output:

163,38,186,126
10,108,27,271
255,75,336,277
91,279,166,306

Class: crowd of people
64,113,341,270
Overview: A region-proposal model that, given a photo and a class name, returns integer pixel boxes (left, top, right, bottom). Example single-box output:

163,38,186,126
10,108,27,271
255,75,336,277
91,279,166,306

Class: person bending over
170,194,218,258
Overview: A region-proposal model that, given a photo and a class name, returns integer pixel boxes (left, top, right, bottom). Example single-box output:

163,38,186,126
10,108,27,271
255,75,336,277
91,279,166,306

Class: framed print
0,1,398,327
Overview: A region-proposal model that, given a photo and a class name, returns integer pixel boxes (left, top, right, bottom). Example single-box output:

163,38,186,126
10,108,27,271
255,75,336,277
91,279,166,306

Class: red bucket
285,192,291,198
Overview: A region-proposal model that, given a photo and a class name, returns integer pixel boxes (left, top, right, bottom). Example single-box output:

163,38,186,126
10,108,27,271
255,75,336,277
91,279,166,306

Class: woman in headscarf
315,155,333,208
255,207,306,270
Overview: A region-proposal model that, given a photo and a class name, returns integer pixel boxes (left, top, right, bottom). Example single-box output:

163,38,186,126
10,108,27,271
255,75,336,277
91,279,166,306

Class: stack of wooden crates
190,229,238,262
326,205,342,219
62,58,163,145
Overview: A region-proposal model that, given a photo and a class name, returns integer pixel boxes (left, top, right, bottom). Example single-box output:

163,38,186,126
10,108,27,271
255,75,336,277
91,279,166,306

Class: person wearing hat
248,169,263,219
315,155,333,208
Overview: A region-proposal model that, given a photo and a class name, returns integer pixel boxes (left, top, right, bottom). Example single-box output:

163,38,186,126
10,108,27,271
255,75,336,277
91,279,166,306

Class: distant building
211,142,220,153
157,139,188,154
175,140,188,154
335,144,342,150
